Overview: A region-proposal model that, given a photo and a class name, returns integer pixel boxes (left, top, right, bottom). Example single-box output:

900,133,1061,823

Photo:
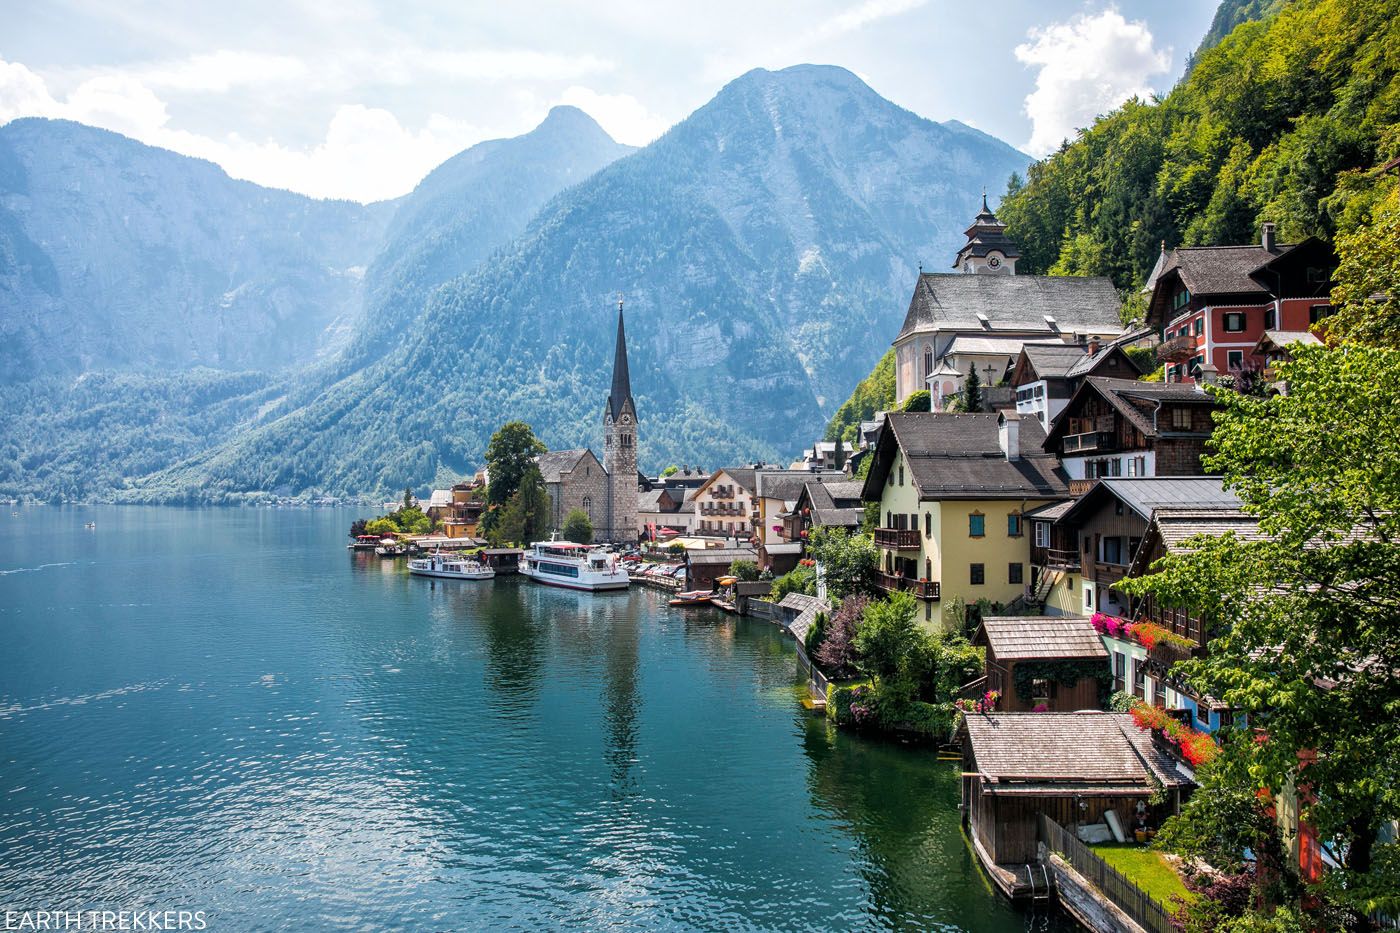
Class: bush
562,508,593,544
813,595,868,678
1109,690,1139,712
902,389,931,412
770,564,816,601
728,559,759,581
804,611,827,656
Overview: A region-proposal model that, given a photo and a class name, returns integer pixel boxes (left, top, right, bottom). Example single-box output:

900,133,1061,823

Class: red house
1145,225,1336,383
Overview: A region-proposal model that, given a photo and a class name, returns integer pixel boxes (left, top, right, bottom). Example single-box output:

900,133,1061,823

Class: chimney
1261,221,1277,253
1087,337,1101,356
998,411,1022,461
1197,363,1219,387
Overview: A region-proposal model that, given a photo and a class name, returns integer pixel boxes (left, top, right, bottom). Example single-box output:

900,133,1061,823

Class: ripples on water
0,508,1069,931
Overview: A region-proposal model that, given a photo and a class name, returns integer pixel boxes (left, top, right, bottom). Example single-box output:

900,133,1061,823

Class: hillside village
371,165,1400,930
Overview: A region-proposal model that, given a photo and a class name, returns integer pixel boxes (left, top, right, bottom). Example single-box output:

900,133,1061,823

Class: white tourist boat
520,538,630,592
408,552,495,581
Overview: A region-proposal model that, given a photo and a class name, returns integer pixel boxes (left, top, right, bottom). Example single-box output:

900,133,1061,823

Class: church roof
607,302,635,421
896,274,1122,342
537,449,593,484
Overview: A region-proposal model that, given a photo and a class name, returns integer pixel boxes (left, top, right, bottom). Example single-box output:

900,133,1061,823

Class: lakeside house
892,199,1125,410
971,615,1108,713
1041,377,1222,484
425,482,486,538
861,410,1070,628
779,479,864,544
691,468,757,541
638,486,692,539
1145,225,1335,382
959,711,1193,899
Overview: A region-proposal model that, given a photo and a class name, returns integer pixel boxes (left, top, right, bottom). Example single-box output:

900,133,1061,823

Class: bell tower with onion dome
954,192,1021,274
602,298,639,544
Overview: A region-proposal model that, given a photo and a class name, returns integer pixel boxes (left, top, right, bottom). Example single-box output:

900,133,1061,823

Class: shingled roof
1057,477,1240,530
862,412,1070,501
1044,376,1218,446
896,273,1122,341
1159,245,1290,298
976,616,1107,661
962,712,1192,789
1018,342,1094,380
1126,507,1262,577
537,449,592,484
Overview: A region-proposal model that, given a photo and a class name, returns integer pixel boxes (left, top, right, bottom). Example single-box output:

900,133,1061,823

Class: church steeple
606,297,634,421
954,191,1021,274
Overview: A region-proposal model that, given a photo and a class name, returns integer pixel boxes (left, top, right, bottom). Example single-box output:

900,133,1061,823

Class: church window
923,346,933,380
582,496,591,518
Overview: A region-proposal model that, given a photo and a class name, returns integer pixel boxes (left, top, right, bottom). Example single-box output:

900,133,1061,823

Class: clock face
988,256,1002,269
620,415,631,425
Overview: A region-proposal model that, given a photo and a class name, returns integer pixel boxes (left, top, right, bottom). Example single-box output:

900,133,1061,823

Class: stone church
538,303,640,543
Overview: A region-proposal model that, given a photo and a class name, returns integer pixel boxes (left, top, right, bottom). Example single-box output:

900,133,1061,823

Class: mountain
335,105,635,372
996,0,1399,290
152,64,1031,500
1191,0,1291,61
0,109,636,501
0,119,389,382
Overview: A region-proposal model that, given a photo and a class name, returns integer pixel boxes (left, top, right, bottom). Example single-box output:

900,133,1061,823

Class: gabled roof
896,273,1123,342
779,593,828,643
1044,377,1218,447
1254,329,1322,356
962,712,1193,788
800,480,864,511
975,616,1107,661
1065,343,1137,379
861,412,1069,502
536,449,595,484
696,467,758,498
1057,477,1240,529
638,488,678,512
687,546,757,565
754,469,846,503
1126,507,1262,577
1159,244,1289,297
1015,342,1094,382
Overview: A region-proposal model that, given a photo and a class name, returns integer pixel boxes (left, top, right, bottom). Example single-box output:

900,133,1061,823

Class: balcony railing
873,528,921,549
1068,479,1095,497
1043,548,1081,572
1157,334,1196,364
876,572,940,601
1064,431,1116,454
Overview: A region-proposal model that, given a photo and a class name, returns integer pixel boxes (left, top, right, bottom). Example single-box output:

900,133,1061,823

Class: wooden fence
1039,814,1177,933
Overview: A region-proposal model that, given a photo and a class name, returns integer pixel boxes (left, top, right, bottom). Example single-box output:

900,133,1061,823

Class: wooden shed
973,615,1109,712
959,712,1192,898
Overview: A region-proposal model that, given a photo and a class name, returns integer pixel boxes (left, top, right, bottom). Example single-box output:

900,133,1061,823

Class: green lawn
1090,844,1197,908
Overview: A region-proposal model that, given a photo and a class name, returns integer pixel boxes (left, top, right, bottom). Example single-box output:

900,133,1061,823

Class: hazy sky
1,1,1219,202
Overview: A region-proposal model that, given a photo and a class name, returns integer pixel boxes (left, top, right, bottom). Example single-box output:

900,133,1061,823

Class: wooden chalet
972,616,1108,712
960,712,1192,899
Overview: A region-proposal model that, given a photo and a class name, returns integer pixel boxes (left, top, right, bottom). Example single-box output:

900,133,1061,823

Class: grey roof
962,712,1193,787
812,508,863,528
779,593,828,643
638,488,678,512
955,198,1023,265
427,489,452,509
1126,507,1262,577
944,335,1043,356
755,469,846,503
1022,499,1074,521
710,468,758,496
896,273,1122,341
1159,244,1290,297
687,546,758,565
976,616,1107,661
1256,329,1322,352
1065,342,1134,379
1019,342,1094,380
537,449,591,484
802,481,864,510
1046,377,1217,444
866,412,1069,501
1095,477,1240,520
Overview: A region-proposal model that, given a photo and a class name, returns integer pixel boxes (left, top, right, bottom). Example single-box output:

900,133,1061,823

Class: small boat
408,552,495,580
520,537,629,592
669,590,713,607
84,521,96,529
375,537,410,557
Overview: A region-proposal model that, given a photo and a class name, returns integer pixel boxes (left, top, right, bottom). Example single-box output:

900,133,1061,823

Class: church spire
607,296,634,421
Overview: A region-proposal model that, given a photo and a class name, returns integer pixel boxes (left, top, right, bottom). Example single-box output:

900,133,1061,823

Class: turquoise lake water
0,507,1068,931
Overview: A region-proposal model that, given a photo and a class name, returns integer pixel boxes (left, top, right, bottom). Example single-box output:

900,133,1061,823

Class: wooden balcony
876,571,940,601
1157,334,1196,364
1068,479,1095,497
1043,548,1081,572
1064,431,1116,454
873,528,921,549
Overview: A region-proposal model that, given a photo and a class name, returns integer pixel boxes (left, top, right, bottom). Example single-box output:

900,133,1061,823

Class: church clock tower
953,192,1021,274
603,299,639,544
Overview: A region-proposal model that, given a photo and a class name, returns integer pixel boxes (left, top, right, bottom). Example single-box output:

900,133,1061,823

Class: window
924,345,933,380
1008,562,1023,584
1084,586,1094,610
924,512,931,537
1034,522,1050,548
1223,312,1246,332
970,563,985,585
1264,307,1277,329
1031,678,1055,707
1172,288,1190,310
1310,304,1333,325
1114,652,1127,691
1171,407,1192,431
1007,513,1022,537
1133,659,1146,691
1227,350,1244,371
1127,457,1138,477
898,463,904,486
582,496,591,518
968,513,985,537
1195,703,1210,728
1193,317,1203,336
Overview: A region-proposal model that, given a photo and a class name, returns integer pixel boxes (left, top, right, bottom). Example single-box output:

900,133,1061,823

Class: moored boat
408,552,495,580
668,590,713,607
520,539,629,592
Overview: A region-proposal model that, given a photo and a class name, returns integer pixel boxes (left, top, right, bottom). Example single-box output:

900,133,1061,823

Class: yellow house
860,411,1070,629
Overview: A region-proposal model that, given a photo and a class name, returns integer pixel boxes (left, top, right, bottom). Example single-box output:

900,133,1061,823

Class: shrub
813,595,867,677
728,559,759,581
770,564,816,601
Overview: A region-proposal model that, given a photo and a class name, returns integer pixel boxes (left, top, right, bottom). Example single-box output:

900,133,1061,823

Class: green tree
491,463,551,546
1119,343,1400,918
661,465,679,477
901,389,931,413
853,592,924,683
562,508,593,544
769,563,816,601
807,526,877,600
1325,184,1400,348
483,421,547,512
728,559,759,581
955,367,982,413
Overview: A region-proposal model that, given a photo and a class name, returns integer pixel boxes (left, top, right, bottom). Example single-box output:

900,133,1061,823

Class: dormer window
976,312,991,330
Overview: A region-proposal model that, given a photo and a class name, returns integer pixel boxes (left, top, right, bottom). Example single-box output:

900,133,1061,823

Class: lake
0,507,1067,931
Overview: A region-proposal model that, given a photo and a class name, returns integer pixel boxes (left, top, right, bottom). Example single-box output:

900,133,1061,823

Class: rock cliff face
0,118,388,381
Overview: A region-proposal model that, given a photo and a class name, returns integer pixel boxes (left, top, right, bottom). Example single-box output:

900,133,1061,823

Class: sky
0,0,1220,203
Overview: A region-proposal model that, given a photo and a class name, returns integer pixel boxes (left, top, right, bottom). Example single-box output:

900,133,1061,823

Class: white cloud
1015,8,1171,156
136,51,312,92
816,0,928,42
557,86,670,146
0,56,489,202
